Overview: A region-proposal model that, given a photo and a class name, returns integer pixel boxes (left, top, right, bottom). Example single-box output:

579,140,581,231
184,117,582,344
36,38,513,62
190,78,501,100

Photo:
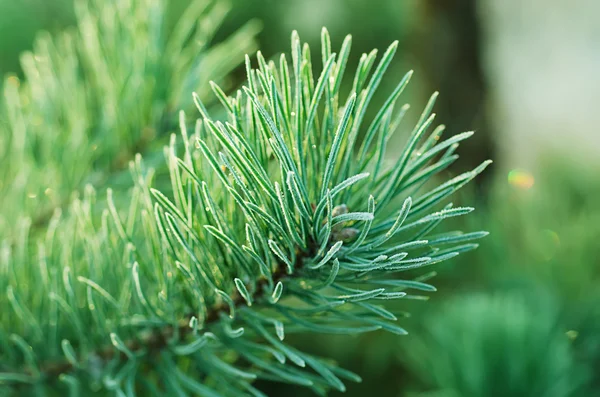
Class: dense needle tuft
0,24,489,396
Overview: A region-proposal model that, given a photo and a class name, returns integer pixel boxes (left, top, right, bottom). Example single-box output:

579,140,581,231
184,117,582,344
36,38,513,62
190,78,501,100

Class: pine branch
35,259,295,384
0,26,490,396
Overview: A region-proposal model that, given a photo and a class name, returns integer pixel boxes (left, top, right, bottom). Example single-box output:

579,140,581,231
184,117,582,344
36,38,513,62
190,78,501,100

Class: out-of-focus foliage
0,0,257,236
440,159,600,300
427,160,600,396
0,0,73,78
403,292,588,397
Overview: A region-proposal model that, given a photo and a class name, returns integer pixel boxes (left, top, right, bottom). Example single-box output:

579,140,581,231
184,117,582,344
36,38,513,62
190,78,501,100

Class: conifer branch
0,20,489,396
33,258,297,384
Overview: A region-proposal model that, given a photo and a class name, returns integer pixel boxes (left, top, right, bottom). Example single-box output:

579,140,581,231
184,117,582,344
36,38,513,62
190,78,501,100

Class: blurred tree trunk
409,0,493,181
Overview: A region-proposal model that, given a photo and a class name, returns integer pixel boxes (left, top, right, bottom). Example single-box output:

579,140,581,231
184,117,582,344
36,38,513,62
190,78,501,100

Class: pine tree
0,1,490,395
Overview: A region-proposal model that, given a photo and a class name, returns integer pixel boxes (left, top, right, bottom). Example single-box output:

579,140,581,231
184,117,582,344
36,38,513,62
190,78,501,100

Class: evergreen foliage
0,1,488,395
404,293,586,397
0,0,258,236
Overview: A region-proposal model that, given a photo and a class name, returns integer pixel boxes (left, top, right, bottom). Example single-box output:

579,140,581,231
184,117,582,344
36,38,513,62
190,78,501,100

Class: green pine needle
0,13,489,396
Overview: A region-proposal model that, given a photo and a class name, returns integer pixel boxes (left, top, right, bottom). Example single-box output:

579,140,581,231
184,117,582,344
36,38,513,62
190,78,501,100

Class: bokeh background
1,0,599,395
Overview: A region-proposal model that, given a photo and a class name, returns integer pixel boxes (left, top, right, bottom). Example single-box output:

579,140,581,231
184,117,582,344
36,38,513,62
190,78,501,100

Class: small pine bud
332,227,360,242
331,204,350,232
331,204,348,218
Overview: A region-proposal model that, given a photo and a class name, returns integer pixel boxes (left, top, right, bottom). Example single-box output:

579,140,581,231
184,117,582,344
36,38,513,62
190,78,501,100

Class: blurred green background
2,0,599,395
